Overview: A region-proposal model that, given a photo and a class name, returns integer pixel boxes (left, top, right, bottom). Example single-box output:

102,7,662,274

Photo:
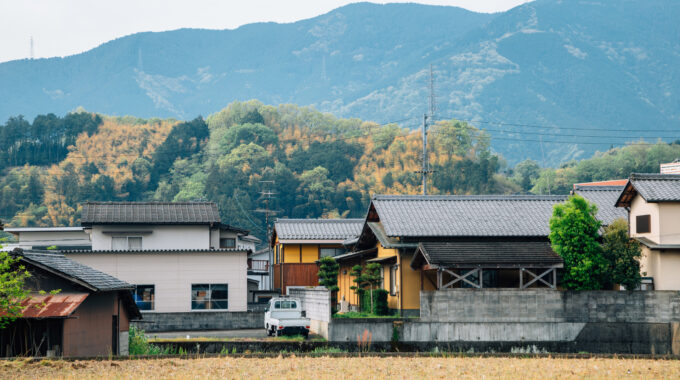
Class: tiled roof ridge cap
84,201,217,205
373,194,568,201
630,173,680,180
573,185,626,190
276,218,364,222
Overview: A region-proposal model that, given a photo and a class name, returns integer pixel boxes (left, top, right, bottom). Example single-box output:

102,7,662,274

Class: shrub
360,289,389,315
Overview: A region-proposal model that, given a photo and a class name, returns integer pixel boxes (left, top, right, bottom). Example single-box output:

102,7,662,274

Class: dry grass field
2,356,679,380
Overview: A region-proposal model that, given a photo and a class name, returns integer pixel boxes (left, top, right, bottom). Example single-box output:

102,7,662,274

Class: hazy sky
0,0,533,63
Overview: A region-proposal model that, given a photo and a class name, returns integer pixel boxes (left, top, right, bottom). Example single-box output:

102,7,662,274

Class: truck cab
264,297,311,337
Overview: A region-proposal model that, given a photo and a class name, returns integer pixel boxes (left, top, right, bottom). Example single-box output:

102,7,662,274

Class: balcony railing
248,259,269,272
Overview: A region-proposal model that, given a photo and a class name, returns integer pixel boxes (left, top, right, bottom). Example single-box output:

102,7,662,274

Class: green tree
363,263,383,313
349,264,366,311
549,195,608,290
0,248,31,328
318,256,340,308
602,218,642,290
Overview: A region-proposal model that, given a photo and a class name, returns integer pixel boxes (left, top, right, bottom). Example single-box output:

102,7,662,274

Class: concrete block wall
289,287,331,322
133,312,263,332
420,289,680,323
289,287,331,338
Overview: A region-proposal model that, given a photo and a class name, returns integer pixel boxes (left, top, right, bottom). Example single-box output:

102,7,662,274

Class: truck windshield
274,300,297,309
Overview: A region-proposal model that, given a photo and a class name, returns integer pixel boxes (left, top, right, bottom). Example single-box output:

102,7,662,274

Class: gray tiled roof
573,185,627,226
628,173,680,202
19,250,133,291
414,241,563,268
81,202,221,225
372,195,568,237
274,218,364,240
61,248,249,254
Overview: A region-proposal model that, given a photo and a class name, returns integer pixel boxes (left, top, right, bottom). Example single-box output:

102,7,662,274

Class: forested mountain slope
2,102,679,243
1,1,678,164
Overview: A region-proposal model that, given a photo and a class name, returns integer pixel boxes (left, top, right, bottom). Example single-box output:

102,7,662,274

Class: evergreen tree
549,195,608,290
602,218,642,290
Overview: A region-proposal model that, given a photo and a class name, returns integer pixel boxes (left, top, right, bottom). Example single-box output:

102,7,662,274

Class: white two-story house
616,174,680,290
64,202,254,316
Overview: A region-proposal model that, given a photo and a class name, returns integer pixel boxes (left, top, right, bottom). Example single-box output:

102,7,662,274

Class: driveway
146,329,267,340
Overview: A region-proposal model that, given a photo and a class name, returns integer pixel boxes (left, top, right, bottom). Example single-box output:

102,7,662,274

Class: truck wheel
266,326,272,336
303,331,309,339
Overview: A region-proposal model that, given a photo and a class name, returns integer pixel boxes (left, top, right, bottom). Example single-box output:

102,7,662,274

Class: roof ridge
373,194,568,201
276,218,364,222
83,201,217,205
630,173,680,181
573,185,626,190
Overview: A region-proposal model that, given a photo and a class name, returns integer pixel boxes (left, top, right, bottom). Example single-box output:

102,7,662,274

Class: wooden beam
441,268,481,289
521,267,558,289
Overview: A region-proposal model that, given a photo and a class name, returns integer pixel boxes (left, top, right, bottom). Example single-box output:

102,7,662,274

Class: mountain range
1,0,679,164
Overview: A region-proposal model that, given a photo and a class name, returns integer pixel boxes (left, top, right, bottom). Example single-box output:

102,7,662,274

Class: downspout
399,250,403,314
117,296,121,356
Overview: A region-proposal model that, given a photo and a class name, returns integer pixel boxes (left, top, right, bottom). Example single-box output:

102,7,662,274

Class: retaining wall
325,289,680,354
133,311,263,332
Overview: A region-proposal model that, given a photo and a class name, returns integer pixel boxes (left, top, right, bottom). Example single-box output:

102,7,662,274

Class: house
0,249,140,357
271,218,363,294
615,173,680,290
572,185,627,227
248,247,271,290
338,195,568,316
2,227,91,251
64,202,253,315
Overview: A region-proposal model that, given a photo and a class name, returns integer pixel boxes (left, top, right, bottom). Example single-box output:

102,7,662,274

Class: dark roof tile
415,241,563,267
19,250,133,291
81,202,221,225
274,219,364,240
372,195,568,237
573,185,627,225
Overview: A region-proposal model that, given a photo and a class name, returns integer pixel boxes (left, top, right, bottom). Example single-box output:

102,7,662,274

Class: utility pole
254,180,278,290
416,65,437,195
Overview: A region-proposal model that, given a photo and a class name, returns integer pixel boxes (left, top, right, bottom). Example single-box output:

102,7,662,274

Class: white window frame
111,236,143,250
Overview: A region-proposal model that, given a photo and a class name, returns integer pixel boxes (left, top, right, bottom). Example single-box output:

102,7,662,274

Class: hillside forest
1,100,679,241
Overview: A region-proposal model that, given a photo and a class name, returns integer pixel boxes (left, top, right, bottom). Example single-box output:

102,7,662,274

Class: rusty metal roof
17,293,88,318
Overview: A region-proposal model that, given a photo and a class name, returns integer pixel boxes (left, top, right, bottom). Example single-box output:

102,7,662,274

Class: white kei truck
264,297,311,337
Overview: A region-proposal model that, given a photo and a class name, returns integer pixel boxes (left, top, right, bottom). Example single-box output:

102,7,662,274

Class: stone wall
289,287,331,338
133,311,263,332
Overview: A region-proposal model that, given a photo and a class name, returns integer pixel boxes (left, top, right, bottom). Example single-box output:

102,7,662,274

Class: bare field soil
2,356,680,379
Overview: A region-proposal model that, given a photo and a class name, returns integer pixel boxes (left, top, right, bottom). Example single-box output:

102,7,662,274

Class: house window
390,265,398,296
134,285,155,311
220,238,236,248
111,236,142,250
191,284,228,310
636,215,651,234
320,247,345,257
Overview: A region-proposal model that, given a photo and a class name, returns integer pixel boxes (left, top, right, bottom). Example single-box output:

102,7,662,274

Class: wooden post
519,268,523,289
437,269,442,289
552,268,557,288
479,268,483,288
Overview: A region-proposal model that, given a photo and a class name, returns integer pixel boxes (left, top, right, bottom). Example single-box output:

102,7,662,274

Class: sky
0,0,533,63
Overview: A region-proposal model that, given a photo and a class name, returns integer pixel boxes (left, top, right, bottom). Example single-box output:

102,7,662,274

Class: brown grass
2,356,679,380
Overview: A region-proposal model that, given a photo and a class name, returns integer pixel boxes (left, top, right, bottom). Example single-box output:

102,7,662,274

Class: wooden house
270,218,363,294
1,249,141,357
